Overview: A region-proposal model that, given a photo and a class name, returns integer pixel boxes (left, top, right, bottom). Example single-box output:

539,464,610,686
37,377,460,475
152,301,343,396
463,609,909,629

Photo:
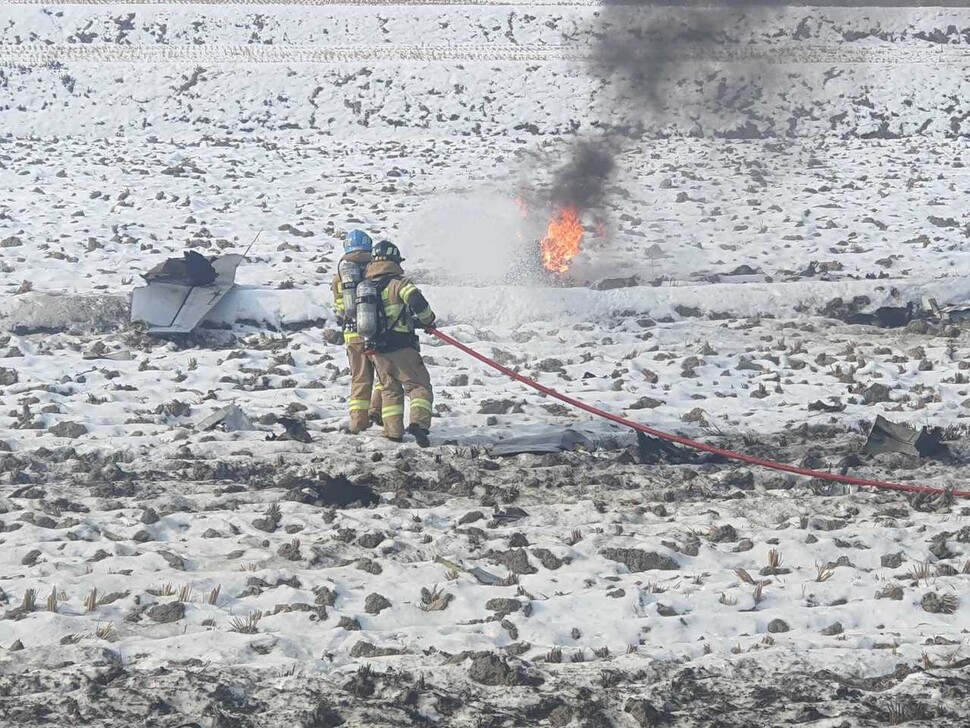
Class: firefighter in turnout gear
330,229,382,433
362,241,436,447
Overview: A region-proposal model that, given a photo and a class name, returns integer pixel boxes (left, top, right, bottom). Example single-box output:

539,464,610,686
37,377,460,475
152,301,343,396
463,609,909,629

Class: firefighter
362,241,436,447
330,229,382,433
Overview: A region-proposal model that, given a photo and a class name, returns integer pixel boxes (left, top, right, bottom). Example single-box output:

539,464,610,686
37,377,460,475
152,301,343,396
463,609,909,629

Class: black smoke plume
549,141,616,210
548,1,778,211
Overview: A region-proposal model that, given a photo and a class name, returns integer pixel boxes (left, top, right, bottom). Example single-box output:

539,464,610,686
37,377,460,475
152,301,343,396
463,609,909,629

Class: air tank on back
338,259,362,320
355,279,379,340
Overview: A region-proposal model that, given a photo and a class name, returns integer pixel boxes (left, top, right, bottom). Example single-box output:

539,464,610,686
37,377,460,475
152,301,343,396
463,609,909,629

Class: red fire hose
429,329,969,499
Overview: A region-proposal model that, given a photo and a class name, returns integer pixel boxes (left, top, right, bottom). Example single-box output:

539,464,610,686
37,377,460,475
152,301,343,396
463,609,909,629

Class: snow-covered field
2,2,970,726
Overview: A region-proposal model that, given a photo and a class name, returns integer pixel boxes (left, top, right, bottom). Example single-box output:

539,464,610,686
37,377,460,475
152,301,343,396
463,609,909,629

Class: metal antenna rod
243,230,263,259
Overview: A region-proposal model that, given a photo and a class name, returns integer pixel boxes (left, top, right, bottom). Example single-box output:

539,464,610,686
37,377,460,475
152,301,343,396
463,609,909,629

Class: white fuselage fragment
130,254,243,334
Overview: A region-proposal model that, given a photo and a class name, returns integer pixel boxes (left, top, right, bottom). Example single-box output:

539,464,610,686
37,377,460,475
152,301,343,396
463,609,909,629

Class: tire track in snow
6,0,970,6
0,0,603,5
3,43,970,66
0,44,574,64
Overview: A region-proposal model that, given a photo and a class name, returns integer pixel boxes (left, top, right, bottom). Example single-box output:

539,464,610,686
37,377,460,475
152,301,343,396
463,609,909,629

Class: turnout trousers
346,338,382,433
370,346,434,439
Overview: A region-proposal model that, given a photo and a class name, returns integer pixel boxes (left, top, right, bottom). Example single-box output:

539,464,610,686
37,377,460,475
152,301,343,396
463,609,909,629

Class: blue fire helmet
344,229,373,253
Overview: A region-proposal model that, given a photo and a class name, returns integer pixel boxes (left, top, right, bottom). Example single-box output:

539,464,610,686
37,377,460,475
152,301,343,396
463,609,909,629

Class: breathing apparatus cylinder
355,279,380,341
338,260,363,321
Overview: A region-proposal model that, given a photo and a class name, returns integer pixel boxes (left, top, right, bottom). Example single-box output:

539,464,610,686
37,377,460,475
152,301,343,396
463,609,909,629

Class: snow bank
21,277,966,336
206,276,970,330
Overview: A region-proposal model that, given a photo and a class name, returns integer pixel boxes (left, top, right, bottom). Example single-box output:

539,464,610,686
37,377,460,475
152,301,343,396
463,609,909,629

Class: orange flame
540,207,583,274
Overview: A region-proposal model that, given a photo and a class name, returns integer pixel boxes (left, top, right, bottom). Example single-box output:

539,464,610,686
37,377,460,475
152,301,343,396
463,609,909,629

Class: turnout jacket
330,250,372,344
364,260,436,352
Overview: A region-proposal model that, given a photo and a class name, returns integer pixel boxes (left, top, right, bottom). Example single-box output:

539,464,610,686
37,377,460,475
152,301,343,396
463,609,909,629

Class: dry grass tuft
752,582,765,605
888,697,931,726
84,587,98,614
564,529,583,546
938,593,959,615
816,562,836,583
767,549,783,570
908,560,932,584
95,590,116,606
94,623,116,641
148,583,176,597
719,593,737,606
229,610,263,634
267,503,282,523
546,647,562,663
46,587,59,613
208,585,221,606
178,584,192,603
734,568,756,585
419,585,453,612
877,583,904,600
21,588,36,613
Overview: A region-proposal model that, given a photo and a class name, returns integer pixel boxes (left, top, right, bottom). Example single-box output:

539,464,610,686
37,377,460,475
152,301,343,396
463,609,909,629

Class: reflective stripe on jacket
364,260,436,350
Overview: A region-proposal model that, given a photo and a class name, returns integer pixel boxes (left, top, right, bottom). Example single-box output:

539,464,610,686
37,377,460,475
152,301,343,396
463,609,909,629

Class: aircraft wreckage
129,250,244,335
